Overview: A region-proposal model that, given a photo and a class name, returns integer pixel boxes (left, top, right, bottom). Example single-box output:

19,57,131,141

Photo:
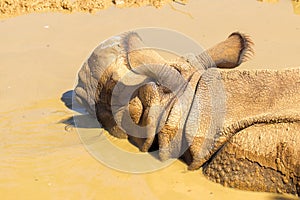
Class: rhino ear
120,31,145,53
120,32,166,69
205,32,254,69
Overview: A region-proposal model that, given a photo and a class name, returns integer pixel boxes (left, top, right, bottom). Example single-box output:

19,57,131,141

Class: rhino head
74,31,300,195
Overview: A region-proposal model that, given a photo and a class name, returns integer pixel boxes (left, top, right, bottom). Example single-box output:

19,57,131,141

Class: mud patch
0,0,187,19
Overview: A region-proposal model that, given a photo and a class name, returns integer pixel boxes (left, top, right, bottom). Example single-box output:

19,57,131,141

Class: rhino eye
160,85,172,94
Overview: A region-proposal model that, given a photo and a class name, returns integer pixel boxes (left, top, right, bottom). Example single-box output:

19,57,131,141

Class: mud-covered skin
194,69,300,196
184,68,300,171
204,122,300,195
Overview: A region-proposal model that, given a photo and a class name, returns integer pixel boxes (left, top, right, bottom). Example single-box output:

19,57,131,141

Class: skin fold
74,31,300,196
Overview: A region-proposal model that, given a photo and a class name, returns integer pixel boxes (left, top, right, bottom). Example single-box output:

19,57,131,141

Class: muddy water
0,0,300,199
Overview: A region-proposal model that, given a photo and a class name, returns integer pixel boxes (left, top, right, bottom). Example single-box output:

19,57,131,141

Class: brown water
0,0,300,199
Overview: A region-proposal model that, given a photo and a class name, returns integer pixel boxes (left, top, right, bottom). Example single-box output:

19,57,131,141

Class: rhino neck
221,68,300,124
187,68,300,170
215,68,300,159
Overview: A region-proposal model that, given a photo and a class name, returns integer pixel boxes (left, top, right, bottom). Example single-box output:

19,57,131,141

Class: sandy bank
0,0,188,19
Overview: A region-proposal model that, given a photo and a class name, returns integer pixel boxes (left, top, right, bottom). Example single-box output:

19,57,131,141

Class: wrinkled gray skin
74,32,300,196
201,69,300,195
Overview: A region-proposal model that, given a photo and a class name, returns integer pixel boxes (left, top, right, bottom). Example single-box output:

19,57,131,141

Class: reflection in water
257,0,300,15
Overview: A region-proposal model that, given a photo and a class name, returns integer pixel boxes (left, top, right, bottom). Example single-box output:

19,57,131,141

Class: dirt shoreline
0,0,188,19
1,0,300,20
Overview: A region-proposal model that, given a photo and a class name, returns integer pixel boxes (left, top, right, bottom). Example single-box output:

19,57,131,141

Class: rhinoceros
74,31,300,196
